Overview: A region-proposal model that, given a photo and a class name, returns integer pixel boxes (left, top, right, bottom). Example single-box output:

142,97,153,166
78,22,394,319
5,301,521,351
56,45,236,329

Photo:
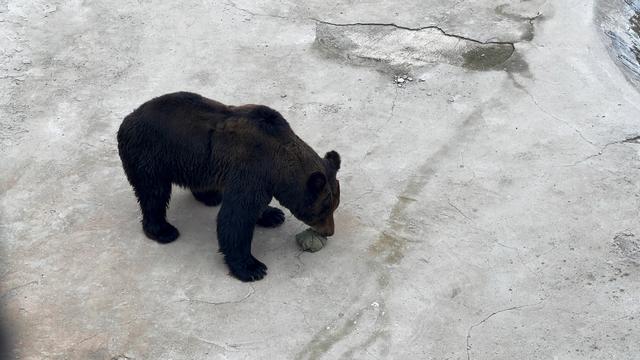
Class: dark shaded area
631,11,640,63
0,258,13,359
596,0,640,89
631,10,640,35
462,45,516,71
0,300,14,359
494,4,543,42
0,325,11,360
502,51,531,76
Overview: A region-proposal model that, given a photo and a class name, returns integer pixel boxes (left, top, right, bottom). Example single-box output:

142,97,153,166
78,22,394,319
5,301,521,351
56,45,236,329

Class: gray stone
295,228,328,252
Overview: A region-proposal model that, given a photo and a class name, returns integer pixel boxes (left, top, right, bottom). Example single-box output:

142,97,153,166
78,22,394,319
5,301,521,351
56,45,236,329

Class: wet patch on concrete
369,109,486,266
494,4,543,42
294,302,389,360
462,45,516,71
315,22,517,73
294,310,365,360
369,231,406,264
502,51,531,75
313,4,544,74
292,105,486,357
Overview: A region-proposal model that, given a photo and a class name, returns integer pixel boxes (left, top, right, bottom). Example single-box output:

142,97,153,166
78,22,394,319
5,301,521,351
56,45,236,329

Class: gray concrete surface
1,0,640,359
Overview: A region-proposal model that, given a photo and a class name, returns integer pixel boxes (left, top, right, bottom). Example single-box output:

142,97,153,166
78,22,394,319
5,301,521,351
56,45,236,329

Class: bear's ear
324,151,341,171
307,171,327,194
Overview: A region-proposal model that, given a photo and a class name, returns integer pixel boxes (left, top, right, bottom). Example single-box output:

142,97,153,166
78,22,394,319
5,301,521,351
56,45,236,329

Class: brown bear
117,92,341,281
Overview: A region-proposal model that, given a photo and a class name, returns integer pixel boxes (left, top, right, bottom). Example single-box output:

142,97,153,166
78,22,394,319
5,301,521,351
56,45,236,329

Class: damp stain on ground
314,22,533,74
294,311,365,360
462,44,516,71
369,231,406,264
494,4,543,42
368,109,486,265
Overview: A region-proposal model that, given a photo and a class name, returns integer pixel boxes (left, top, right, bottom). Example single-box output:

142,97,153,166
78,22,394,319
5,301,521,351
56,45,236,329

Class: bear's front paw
227,256,268,282
143,221,180,244
256,207,285,228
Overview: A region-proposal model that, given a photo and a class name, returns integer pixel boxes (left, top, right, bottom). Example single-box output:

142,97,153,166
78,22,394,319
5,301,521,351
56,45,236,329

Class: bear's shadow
166,188,301,258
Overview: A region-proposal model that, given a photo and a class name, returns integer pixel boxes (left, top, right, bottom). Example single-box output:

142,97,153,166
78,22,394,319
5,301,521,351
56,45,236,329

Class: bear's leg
192,189,223,207
217,191,269,281
256,206,285,228
135,181,180,244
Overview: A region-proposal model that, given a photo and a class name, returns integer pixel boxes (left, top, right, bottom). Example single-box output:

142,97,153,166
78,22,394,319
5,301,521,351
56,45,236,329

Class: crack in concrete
374,87,399,134
224,2,529,57
286,302,314,330
311,19,517,50
512,77,640,166
495,4,544,42
569,134,640,166
465,301,544,360
292,250,306,277
517,84,599,148
223,3,545,73
0,280,37,300
225,0,295,21
69,332,108,354
176,285,255,306
76,333,101,346
447,199,473,222
384,87,399,130
495,240,553,300
528,13,544,26
362,87,400,160
194,337,243,352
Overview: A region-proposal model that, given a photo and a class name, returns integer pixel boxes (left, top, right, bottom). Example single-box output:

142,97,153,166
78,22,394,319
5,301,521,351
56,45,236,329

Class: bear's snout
312,215,335,237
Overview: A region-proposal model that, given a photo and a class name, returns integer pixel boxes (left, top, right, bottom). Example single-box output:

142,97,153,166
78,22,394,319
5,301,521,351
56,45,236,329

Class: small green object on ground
295,228,327,252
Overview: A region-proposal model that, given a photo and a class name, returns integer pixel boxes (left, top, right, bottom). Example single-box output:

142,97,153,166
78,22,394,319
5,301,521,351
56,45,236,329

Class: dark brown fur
117,92,340,281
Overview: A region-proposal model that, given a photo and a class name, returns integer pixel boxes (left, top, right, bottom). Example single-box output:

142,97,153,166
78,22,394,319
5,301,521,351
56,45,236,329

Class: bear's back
130,92,290,140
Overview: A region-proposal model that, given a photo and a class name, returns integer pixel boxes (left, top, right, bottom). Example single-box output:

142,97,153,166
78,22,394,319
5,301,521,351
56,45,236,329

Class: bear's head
285,151,341,236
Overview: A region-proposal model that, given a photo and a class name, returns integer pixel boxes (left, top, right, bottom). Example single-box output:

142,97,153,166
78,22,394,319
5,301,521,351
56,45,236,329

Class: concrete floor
2,0,640,359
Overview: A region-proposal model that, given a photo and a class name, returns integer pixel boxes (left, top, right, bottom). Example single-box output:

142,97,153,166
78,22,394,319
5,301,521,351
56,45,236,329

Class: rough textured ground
1,0,640,359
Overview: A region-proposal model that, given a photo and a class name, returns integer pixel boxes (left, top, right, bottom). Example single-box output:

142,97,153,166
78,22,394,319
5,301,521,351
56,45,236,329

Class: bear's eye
319,195,332,214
